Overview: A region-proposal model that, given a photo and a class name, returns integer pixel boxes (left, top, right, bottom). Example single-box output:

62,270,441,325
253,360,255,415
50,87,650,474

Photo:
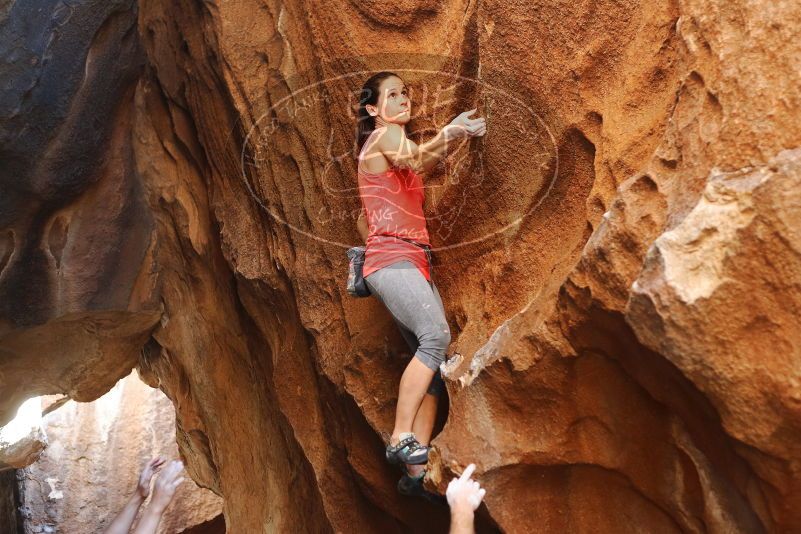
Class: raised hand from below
101,456,168,534
137,456,166,500
446,463,486,534
149,459,185,513
446,463,486,512
132,459,186,534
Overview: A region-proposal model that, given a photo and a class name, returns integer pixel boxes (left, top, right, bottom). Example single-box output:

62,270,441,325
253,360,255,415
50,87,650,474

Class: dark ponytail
356,71,400,154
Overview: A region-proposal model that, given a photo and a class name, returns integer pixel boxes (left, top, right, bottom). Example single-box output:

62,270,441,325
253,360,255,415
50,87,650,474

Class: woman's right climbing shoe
385,432,429,465
397,468,447,506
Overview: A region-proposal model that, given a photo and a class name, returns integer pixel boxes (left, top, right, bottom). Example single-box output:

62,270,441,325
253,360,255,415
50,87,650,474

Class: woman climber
354,72,487,486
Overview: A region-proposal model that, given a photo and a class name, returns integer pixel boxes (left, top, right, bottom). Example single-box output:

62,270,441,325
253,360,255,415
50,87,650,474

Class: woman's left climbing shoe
385,432,429,465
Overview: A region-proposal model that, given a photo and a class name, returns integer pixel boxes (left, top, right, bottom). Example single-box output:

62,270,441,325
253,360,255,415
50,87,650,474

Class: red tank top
358,164,431,281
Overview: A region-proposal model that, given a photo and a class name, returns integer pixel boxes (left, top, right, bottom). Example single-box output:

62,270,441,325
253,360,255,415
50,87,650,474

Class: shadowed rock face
1,0,800,532
0,0,159,418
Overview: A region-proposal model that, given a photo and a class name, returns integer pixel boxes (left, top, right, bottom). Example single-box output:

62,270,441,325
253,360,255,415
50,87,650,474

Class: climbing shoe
385,432,429,465
397,468,447,506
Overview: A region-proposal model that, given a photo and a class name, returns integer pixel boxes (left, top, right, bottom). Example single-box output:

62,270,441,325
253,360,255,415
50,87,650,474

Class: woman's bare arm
408,127,454,173
372,123,454,174
371,109,486,175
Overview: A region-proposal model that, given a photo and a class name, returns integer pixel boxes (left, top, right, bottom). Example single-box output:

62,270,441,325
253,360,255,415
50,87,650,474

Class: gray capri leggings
364,260,450,396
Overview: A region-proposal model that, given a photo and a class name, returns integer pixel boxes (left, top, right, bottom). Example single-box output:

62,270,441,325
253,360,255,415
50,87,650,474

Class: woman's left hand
445,108,487,140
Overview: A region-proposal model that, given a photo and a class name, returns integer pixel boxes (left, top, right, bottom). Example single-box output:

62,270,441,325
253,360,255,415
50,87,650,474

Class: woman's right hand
444,108,487,140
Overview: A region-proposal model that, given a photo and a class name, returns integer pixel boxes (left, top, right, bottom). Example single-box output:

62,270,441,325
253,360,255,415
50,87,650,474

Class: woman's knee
421,325,450,349
436,326,451,349
415,326,451,369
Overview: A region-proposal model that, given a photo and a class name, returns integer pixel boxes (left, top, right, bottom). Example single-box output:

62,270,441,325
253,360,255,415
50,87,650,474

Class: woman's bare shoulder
359,130,394,174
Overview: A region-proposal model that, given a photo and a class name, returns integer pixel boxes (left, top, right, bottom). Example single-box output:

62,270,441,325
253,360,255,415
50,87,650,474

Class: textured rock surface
0,0,799,532
0,0,161,426
17,371,223,534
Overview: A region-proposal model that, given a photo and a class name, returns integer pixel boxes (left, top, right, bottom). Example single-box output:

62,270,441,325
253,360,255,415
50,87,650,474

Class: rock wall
16,371,223,533
0,469,21,533
1,0,799,532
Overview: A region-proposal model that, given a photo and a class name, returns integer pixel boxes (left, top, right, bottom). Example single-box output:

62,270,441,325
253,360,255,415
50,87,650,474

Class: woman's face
369,76,411,125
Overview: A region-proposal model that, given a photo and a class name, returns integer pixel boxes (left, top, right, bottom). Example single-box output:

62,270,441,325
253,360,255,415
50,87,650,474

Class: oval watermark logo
239,54,558,260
